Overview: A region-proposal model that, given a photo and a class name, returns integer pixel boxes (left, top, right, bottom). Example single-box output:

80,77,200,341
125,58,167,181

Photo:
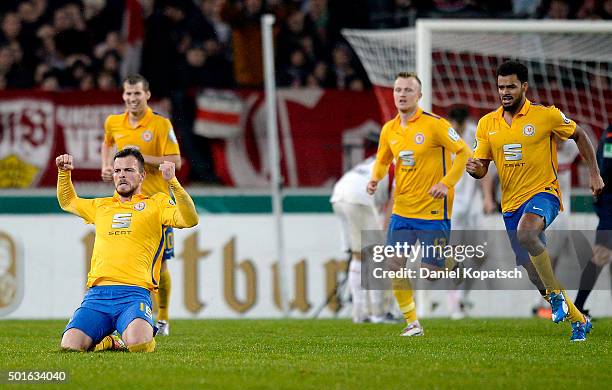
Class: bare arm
480,169,497,214
142,154,182,171
569,125,604,196
100,142,116,182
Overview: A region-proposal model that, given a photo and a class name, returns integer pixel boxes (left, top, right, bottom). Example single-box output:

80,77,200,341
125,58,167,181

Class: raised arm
159,161,198,228
56,154,95,222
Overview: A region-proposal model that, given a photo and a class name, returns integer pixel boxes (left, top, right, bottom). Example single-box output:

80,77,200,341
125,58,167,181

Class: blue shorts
163,226,174,260
64,286,155,344
503,192,560,265
386,214,451,268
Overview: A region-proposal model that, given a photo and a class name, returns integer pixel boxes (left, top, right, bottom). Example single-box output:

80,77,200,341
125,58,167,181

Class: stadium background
0,0,611,320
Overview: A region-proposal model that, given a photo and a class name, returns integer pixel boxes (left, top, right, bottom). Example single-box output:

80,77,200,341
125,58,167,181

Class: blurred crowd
1,0,610,97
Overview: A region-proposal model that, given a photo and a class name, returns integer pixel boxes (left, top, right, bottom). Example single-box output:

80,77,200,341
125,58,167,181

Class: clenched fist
56,154,74,171
159,161,176,181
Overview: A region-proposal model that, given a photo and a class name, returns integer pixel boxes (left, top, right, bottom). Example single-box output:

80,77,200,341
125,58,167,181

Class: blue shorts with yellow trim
162,226,174,260
386,214,451,268
64,285,156,344
503,192,560,265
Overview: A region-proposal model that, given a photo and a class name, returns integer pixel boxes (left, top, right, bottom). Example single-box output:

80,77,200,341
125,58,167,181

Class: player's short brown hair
114,147,145,173
395,72,422,86
123,74,150,92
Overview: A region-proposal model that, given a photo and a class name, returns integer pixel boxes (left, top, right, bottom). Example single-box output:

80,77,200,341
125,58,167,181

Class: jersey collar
395,107,423,125
112,192,148,202
494,98,531,121
123,107,154,129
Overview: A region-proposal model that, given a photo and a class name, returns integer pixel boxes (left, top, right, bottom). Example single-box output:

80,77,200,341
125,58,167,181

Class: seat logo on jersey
398,150,415,166
448,127,460,142
111,213,132,228
503,144,522,161
523,124,535,136
134,202,146,211
142,130,153,142
415,133,424,144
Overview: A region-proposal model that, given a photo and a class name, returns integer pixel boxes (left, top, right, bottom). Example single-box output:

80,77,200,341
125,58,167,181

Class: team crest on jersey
414,133,425,144
523,124,535,136
134,202,146,211
169,199,176,206
448,127,460,142
142,130,153,142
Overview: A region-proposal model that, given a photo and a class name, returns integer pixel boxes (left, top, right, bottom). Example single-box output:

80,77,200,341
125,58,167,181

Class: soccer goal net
343,20,612,137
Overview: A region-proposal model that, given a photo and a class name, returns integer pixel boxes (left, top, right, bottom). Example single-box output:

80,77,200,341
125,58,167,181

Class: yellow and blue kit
57,170,198,341
104,107,181,259
372,108,470,267
372,108,469,220
474,99,576,264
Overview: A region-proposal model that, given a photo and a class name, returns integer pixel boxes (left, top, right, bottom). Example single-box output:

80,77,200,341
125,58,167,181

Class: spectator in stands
543,0,571,19
222,0,266,88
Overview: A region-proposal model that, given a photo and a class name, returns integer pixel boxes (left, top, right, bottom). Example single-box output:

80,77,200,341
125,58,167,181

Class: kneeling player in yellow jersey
467,60,604,342
367,72,471,336
57,148,199,352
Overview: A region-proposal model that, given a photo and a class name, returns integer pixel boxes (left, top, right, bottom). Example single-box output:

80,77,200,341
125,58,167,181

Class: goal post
343,20,612,136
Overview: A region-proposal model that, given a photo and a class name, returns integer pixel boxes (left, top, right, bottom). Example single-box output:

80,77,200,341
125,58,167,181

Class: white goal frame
415,19,612,112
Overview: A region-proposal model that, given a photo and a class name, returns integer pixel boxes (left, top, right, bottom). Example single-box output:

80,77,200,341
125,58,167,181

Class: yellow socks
530,250,584,324
529,250,561,291
128,338,156,353
157,267,172,322
562,290,585,324
93,335,114,352
392,278,417,323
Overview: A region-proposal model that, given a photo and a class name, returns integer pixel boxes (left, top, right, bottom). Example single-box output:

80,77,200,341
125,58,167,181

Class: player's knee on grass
122,318,154,347
61,328,93,351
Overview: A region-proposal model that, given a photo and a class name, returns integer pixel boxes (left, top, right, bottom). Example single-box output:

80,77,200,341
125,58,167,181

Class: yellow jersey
57,170,198,291
473,99,576,213
104,107,180,197
372,108,469,220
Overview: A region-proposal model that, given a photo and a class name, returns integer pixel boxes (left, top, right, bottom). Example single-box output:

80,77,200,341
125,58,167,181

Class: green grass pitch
0,318,611,389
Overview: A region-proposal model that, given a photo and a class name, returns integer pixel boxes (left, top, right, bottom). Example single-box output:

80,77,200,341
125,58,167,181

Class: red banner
195,89,382,187
0,89,382,188
0,91,178,187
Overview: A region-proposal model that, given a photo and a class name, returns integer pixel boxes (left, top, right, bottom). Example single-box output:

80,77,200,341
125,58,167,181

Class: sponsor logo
559,111,571,124
523,124,535,136
134,202,146,211
398,150,415,166
111,213,132,229
472,139,478,149
415,133,425,144
448,127,460,141
142,130,153,142
168,128,178,144
488,131,497,135
503,143,523,161
604,143,612,158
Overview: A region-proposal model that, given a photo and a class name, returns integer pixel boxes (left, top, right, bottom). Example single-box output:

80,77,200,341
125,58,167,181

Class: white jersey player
330,156,392,323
